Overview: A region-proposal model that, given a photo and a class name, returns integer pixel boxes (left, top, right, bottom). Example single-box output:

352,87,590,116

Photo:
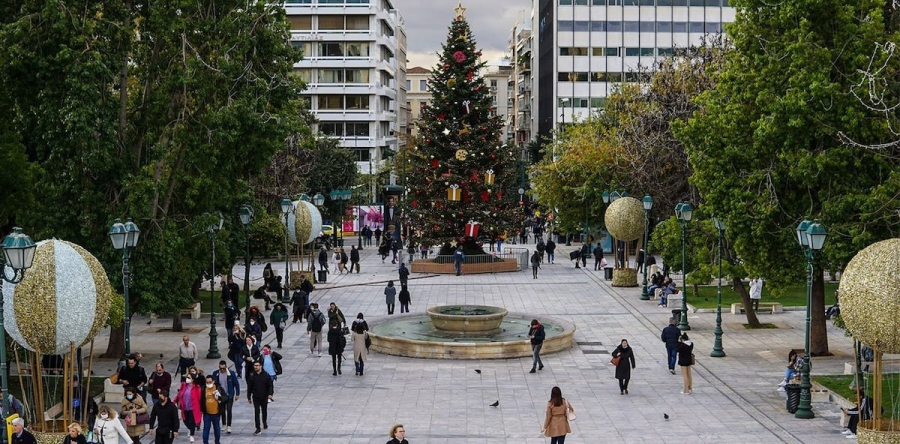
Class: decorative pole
710,217,726,357
639,196,653,300
206,213,224,359
239,205,254,312
675,202,693,331
795,219,827,419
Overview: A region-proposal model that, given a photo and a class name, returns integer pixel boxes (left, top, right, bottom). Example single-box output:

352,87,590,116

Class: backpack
310,313,324,332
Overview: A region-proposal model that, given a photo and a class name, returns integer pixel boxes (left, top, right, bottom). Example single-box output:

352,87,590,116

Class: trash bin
785,384,801,413
604,267,613,281
671,309,683,323
557,234,567,244
317,270,328,284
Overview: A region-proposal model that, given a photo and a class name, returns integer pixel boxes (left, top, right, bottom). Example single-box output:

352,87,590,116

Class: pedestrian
240,336,261,384
593,243,604,271
841,391,873,439
647,253,658,275
398,285,411,313
364,225,373,246
174,373,201,443
453,247,466,276
636,248,645,273
176,336,198,380
407,241,416,264
307,303,327,356
545,238,556,264
660,317,681,375
63,423,87,444
227,326,246,377
261,344,283,383
374,227,382,245
387,423,409,444
210,361,240,434
611,339,636,395
496,233,504,253
223,299,240,333
121,386,148,444
327,302,347,328
117,357,148,401
398,263,410,287
332,248,341,272
11,417,36,444
246,361,273,436
148,390,179,444
200,375,226,444
328,322,347,376
677,333,694,394
262,263,275,288
530,251,541,279
340,247,349,273
92,405,131,444
384,281,397,315
749,277,763,312
541,386,574,444
528,319,545,373
579,242,589,268
391,237,400,264
220,277,240,307
536,239,546,264
318,247,329,272
186,365,204,383
351,313,369,376
350,245,361,273
420,243,428,259
378,240,390,263
269,303,289,349
244,306,266,343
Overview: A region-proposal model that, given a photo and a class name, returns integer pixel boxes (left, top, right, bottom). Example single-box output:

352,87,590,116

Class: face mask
250,321,256,325
185,378,192,384
263,349,269,355
206,383,214,388
227,302,232,307
100,413,109,419
126,395,134,400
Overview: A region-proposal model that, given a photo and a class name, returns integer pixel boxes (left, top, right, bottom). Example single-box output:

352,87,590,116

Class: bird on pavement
489,400,499,407
474,369,481,374
664,413,669,420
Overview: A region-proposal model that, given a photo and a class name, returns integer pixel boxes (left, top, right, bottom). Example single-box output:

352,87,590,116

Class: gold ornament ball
604,196,645,242
455,149,468,161
839,238,900,353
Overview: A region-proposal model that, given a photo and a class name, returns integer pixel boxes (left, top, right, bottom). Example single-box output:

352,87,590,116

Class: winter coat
352,321,369,362
198,385,228,415
246,371,273,403
328,327,346,356
270,307,289,330
542,399,573,437
210,369,241,398
398,266,410,282
121,394,149,436
148,399,179,433
174,382,202,425
398,288,411,304
328,307,346,327
93,414,131,444
529,323,545,345
677,340,694,367
384,285,396,304
350,248,360,263
661,325,681,350
546,240,556,253
612,345,636,380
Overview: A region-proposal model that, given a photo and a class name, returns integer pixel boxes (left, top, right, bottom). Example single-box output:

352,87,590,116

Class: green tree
405,9,516,246
675,0,900,355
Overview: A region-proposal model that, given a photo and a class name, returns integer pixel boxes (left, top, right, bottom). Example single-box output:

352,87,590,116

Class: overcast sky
392,0,533,69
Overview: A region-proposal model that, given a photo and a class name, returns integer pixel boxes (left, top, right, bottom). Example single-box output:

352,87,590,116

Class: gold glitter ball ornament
839,238,900,353
455,149,468,161
604,196,645,242
285,200,323,246
2,240,113,355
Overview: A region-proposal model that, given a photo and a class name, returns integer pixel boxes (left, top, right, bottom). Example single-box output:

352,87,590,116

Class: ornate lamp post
330,189,352,246
206,212,224,359
795,219,827,419
239,205,253,312
0,228,36,435
639,196,653,300
675,202,693,331
710,216,726,357
108,219,140,355
280,198,294,302
357,189,364,250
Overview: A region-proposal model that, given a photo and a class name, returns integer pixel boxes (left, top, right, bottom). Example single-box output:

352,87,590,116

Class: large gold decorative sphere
839,238,900,353
604,196,645,242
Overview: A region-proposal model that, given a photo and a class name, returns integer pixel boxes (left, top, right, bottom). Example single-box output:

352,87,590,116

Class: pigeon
664,413,669,420
474,369,481,374
489,400,499,407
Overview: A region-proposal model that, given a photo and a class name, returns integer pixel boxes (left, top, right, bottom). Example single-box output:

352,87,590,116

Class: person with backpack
530,251,541,279
327,322,347,376
545,238,556,264
398,263,410,287
307,303,327,357
536,239,546,264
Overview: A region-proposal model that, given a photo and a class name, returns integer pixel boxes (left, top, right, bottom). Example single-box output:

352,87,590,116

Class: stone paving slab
85,239,855,443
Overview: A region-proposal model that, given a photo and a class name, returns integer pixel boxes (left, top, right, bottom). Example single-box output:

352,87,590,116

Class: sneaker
777,386,785,392
670,369,676,375
842,430,852,435
310,351,315,355
847,434,856,439
539,364,544,371
190,437,195,443
529,368,536,373
226,426,231,434
318,352,322,357
254,430,261,436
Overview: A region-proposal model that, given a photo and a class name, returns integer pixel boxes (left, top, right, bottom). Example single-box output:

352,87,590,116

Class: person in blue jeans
210,361,240,434
529,319,546,373
453,247,466,276
660,318,681,375
200,375,228,444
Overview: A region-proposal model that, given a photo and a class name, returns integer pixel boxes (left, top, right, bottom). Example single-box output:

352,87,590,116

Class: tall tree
675,0,900,355
405,6,516,247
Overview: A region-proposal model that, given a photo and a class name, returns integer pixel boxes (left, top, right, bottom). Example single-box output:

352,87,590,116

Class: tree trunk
733,277,761,327
171,315,184,332
103,325,125,359
810,269,830,356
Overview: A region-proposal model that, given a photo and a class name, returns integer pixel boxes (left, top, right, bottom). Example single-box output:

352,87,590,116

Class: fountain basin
426,305,508,334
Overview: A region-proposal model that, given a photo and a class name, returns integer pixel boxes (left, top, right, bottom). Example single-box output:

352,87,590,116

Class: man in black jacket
247,361,274,435
593,243,605,271
661,318,682,375
117,357,148,400
350,245,361,273
149,390,179,444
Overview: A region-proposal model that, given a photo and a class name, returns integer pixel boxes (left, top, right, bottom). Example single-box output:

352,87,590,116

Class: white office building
284,0,408,177
532,0,735,141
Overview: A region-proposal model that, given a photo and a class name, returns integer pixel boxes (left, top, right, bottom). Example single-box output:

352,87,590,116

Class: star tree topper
454,1,466,20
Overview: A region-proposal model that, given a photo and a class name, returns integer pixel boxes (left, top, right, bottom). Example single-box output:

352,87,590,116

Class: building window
625,47,640,57
640,22,655,32
347,0,369,3
592,47,604,56
573,21,590,32
353,148,371,162
658,47,674,56
318,95,343,109
590,97,607,108
319,0,344,4
285,0,312,3
624,21,639,32
320,122,343,136
346,95,370,110
607,72,623,82
607,21,622,32
574,0,588,4
346,69,369,83
318,15,344,30
319,42,344,57
690,22,705,33
559,0,573,4
419,80,428,91
673,22,687,32
346,15,369,30
560,47,589,56
291,69,312,83
658,21,672,32
592,72,606,82
318,69,343,83
406,79,411,90
607,47,619,56
287,16,312,30
346,42,369,57
347,123,370,136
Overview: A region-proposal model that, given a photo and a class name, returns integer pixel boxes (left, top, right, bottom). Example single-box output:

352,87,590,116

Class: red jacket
174,382,202,424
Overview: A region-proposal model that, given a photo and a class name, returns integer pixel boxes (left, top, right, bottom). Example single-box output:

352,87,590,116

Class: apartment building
509,23,533,149
532,0,736,142
284,0,407,176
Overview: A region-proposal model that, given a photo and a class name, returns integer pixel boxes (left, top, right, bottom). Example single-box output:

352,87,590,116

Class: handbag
565,400,576,421
364,332,372,350
341,326,350,335
691,353,696,365
610,355,621,366
85,431,96,444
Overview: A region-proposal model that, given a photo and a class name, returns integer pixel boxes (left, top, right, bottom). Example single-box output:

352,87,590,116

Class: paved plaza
95,238,856,443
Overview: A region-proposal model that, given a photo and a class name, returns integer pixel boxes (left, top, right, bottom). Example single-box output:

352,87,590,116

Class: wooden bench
150,302,202,320
731,302,783,314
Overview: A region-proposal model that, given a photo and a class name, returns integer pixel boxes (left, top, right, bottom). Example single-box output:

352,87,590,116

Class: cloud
394,0,531,69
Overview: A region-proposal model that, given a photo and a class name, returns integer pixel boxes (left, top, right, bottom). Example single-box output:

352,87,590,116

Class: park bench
730,302,783,314
179,302,202,319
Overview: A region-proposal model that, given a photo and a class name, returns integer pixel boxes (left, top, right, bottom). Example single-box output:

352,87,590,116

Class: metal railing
410,251,528,274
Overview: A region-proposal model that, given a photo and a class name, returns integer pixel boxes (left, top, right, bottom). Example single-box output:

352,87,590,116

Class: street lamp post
357,190,364,250
330,189,352,246
795,219,827,419
710,217,726,357
239,205,254,312
675,202,693,331
280,198,294,302
108,219,141,355
0,228,37,438
639,196,653,300
206,212,224,359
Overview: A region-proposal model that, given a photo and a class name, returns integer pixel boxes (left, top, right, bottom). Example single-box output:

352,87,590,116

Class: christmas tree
406,2,518,252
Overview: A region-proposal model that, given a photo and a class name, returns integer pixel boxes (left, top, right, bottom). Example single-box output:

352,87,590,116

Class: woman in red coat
174,374,203,443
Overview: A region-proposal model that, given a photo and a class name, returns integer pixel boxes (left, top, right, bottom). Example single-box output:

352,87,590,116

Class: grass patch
687,282,838,309
742,323,778,329
816,374,900,419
